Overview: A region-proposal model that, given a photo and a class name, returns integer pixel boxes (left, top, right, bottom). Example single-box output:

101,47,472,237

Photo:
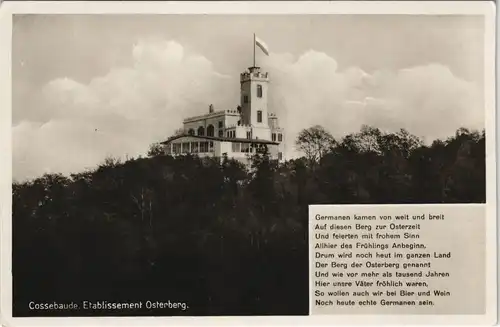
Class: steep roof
161,134,279,145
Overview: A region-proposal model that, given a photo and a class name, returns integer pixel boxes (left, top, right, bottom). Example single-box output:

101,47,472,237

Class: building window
218,130,223,137
241,143,250,153
232,142,240,153
209,141,214,152
237,120,241,126
278,152,283,161
272,133,276,142
246,131,251,139
218,121,223,128
182,142,190,153
244,95,249,103
191,142,199,153
257,84,263,98
200,141,208,153
207,125,214,137
197,126,205,136
278,133,283,142
188,129,195,135
257,111,262,123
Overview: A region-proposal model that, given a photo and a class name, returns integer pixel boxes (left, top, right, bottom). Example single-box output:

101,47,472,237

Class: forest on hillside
12,125,486,316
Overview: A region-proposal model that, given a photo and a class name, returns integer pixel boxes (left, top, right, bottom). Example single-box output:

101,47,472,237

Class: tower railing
240,71,269,81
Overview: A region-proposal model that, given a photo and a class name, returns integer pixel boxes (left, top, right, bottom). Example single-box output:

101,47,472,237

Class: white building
161,65,285,165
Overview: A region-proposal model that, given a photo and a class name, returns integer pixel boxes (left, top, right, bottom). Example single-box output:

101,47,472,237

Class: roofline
183,110,240,123
160,134,279,145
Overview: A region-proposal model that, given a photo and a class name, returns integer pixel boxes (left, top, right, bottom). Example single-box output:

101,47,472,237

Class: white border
0,1,496,326
0,1,495,15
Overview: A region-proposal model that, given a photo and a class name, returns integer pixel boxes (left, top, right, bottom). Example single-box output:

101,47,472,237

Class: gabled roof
161,134,279,145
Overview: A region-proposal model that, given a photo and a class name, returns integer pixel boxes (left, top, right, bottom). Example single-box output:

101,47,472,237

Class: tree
147,142,165,157
11,124,485,317
295,125,336,166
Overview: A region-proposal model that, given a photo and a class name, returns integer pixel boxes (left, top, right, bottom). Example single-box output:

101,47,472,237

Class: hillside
12,125,485,316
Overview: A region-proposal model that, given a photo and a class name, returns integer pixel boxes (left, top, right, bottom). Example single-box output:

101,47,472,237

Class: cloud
13,119,132,179
13,40,484,181
262,51,483,154
14,39,235,181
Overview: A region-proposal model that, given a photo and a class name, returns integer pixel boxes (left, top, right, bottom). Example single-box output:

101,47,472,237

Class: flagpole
253,33,256,68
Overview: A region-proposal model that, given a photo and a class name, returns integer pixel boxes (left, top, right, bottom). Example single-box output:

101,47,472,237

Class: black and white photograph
1,1,495,322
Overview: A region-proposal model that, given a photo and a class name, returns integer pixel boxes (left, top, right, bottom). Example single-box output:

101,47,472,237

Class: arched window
197,126,205,136
257,84,263,98
188,129,195,135
207,124,215,137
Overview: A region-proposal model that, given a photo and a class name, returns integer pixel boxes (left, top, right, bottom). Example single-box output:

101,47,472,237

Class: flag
255,36,269,56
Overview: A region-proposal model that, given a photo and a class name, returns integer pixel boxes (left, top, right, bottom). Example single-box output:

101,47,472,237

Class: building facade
161,66,285,165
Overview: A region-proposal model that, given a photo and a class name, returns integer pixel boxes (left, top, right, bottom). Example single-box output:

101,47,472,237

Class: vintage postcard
0,1,496,326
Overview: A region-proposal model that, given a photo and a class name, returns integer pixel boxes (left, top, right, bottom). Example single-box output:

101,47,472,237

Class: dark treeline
12,125,485,316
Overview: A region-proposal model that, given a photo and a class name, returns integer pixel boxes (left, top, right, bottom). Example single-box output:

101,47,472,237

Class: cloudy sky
12,14,485,181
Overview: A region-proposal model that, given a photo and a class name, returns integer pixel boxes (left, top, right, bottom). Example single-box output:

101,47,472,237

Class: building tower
240,67,269,129
161,35,286,163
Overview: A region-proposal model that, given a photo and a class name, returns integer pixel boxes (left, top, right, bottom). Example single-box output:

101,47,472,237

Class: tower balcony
240,69,269,83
